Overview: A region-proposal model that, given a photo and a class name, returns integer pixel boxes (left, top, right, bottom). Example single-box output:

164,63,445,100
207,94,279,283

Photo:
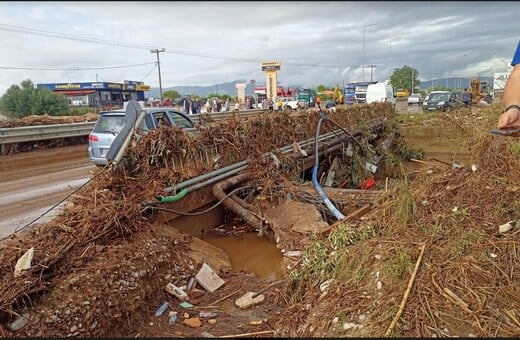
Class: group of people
181,97,231,114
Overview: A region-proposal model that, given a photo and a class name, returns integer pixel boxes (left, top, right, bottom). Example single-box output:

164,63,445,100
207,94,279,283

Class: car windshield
93,115,125,134
429,93,449,101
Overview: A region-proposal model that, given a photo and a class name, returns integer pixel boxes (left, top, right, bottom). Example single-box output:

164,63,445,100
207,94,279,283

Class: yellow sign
55,83,81,89
261,60,281,71
136,84,151,91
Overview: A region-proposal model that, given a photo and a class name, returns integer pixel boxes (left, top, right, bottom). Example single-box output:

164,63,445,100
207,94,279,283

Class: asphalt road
0,144,94,237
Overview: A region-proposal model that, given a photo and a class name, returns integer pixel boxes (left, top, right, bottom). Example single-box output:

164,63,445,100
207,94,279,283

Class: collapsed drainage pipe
212,173,264,231
312,113,345,221
164,160,249,193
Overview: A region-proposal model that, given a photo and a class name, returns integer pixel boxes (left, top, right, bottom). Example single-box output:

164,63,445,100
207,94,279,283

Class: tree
0,79,69,118
316,85,328,93
390,66,420,93
162,90,181,99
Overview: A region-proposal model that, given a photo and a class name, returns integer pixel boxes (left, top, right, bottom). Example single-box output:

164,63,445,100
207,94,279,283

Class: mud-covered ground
1,102,519,338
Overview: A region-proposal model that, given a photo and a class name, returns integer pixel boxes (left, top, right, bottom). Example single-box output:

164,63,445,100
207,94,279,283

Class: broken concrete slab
14,247,34,278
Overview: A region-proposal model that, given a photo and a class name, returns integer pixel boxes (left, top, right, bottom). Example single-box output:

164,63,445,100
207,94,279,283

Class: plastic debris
180,302,194,308
155,302,169,317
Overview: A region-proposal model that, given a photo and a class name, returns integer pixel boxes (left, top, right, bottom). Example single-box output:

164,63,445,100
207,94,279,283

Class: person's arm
497,64,520,129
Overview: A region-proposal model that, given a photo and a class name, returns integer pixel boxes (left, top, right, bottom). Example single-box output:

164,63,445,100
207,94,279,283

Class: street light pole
150,48,166,103
362,24,376,82
388,37,401,73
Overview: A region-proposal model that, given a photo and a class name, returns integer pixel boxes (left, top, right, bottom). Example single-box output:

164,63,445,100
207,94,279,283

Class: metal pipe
113,110,146,166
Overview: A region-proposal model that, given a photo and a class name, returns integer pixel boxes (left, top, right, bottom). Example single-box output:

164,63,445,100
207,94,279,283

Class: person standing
224,99,230,112
461,88,471,107
496,40,520,134
276,98,283,111
268,97,274,111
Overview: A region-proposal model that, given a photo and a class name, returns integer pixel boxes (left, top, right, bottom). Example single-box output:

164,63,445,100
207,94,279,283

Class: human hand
497,108,520,136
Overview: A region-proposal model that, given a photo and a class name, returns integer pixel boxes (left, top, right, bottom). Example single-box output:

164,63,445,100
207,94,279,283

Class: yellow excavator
333,85,344,104
470,78,492,105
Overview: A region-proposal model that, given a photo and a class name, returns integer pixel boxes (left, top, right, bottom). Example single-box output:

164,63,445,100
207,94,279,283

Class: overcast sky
0,1,518,94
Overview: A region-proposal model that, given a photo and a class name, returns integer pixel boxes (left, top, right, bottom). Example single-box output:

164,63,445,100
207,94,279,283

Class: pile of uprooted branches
270,105,520,337
0,104,395,333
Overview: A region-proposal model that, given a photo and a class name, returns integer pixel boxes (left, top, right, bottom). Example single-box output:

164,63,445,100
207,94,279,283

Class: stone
7,314,29,332
183,317,202,328
207,319,217,325
499,221,514,233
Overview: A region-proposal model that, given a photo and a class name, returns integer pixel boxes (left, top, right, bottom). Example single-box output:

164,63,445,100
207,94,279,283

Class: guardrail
0,108,270,154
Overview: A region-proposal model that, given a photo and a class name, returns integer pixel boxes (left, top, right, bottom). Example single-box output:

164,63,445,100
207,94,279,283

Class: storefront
36,80,151,109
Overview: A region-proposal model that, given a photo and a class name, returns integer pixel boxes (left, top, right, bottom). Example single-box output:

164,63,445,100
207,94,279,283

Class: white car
407,93,423,106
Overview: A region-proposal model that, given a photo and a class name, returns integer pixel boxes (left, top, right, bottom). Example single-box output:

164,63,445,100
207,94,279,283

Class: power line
0,61,156,71
0,23,360,69
140,62,158,82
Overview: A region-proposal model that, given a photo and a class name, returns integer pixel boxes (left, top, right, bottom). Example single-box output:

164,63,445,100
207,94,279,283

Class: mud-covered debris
235,291,265,309
183,317,201,328
155,302,169,317
165,283,188,301
14,247,34,277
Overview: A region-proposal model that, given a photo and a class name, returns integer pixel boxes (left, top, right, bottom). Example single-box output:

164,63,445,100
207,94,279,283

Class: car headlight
438,101,445,106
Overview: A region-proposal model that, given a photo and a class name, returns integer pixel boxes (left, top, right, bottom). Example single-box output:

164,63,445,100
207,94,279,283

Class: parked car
423,91,463,112
366,83,396,108
407,93,423,106
325,100,337,112
88,107,195,166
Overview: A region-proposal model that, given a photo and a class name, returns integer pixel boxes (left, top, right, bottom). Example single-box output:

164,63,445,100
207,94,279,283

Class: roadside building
36,80,151,109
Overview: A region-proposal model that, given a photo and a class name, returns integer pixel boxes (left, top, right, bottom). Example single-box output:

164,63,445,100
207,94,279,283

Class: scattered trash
365,162,378,173
319,279,335,292
168,313,178,325
249,319,265,325
452,162,463,169
235,291,265,309
183,317,202,328
471,164,477,172
489,253,498,258
284,250,302,258
155,302,169,317
360,177,376,190
165,283,188,301
207,319,217,325
199,311,218,318
14,247,34,277
187,277,196,293
498,221,514,233
201,331,216,338
180,302,194,309
195,263,225,293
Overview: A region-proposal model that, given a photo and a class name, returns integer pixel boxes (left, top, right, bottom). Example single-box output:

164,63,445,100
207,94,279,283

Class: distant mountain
418,76,493,90
147,80,303,98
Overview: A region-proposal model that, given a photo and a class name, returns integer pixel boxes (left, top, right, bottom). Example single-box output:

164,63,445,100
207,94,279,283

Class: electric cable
145,185,253,216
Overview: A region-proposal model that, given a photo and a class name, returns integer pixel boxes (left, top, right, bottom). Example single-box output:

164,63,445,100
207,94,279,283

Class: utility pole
368,65,377,82
150,48,165,103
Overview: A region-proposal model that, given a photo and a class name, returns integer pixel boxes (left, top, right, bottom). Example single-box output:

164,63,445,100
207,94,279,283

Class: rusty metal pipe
212,173,263,228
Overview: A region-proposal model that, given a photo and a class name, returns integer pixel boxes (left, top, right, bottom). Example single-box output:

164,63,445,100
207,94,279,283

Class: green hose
158,189,189,203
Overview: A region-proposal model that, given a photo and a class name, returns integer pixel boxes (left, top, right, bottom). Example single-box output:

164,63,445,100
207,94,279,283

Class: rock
183,317,202,328
183,312,190,319
201,331,216,338
70,325,78,333
235,292,265,309
207,319,217,325
7,314,30,332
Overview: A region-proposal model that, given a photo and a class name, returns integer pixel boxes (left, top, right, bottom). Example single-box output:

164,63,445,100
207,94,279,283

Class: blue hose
312,109,345,220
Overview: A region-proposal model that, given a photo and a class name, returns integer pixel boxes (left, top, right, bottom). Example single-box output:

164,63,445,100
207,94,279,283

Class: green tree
316,85,327,93
390,66,420,93
163,90,181,99
0,79,69,118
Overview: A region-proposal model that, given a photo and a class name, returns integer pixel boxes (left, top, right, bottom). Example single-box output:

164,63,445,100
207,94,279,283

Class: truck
343,83,357,105
351,81,377,103
296,88,317,107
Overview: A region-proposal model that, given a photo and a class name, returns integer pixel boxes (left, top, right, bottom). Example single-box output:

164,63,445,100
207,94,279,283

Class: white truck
279,97,300,110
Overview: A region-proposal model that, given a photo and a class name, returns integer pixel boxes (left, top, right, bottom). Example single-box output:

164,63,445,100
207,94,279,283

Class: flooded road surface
0,144,95,237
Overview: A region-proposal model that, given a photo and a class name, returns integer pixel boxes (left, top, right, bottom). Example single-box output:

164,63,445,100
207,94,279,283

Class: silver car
88,108,195,166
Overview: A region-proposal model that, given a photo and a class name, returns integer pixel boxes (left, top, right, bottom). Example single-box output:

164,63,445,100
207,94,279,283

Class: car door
167,110,198,134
